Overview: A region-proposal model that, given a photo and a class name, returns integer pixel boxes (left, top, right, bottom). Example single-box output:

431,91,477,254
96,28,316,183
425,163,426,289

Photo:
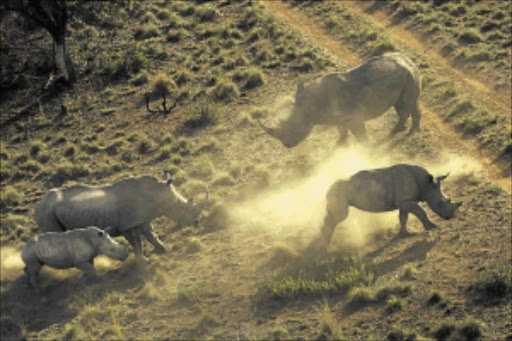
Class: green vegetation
470,266,511,302
184,101,221,128
267,256,374,299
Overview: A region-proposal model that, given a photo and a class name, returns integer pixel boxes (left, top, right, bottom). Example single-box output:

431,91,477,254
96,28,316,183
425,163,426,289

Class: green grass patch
267,256,374,299
470,265,511,302
210,79,239,102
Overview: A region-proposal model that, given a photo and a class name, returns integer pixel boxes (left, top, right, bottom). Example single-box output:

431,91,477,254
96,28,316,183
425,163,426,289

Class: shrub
50,161,90,186
29,140,45,157
189,155,214,179
184,101,221,128
185,237,203,253
244,68,266,89
134,23,160,40
175,70,192,86
150,72,176,97
458,29,482,44
211,172,236,187
171,137,191,156
196,6,218,22
100,43,147,79
166,28,188,43
132,71,149,86
471,266,511,301
210,80,239,102
0,187,22,209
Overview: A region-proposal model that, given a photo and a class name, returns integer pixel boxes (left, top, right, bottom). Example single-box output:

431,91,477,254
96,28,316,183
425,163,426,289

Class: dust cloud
228,145,397,248
0,246,24,281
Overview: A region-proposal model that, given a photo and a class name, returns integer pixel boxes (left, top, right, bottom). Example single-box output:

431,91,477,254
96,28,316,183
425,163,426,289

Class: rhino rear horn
258,119,282,139
436,173,450,183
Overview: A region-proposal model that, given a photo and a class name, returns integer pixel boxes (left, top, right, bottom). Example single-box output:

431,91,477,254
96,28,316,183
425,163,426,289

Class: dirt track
263,0,510,192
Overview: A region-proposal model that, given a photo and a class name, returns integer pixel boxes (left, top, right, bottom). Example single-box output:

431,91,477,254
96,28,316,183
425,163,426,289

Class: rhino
34,172,204,258
319,164,462,247
22,226,129,289
259,52,421,147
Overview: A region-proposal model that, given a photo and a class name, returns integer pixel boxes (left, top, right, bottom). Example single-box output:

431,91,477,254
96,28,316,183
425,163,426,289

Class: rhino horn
258,119,283,140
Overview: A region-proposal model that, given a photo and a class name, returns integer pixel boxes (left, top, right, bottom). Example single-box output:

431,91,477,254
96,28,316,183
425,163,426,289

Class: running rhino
320,164,462,247
259,52,421,147
22,226,129,289
35,172,204,258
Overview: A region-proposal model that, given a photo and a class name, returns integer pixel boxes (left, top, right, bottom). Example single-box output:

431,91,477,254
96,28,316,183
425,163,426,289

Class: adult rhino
259,52,421,147
319,164,462,247
35,172,204,258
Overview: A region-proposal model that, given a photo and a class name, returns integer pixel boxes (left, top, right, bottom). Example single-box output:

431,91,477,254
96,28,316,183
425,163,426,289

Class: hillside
1,1,511,340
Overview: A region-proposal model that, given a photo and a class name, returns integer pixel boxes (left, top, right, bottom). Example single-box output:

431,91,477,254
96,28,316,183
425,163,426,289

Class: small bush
171,137,191,156
458,29,482,44
448,99,474,118
134,23,160,40
189,155,214,179
211,172,236,187
196,6,218,22
29,140,45,157
471,267,511,301
185,237,203,253
184,101,221,128
175,70,192,86
50,161,90,186
132,71,149,86
457,110,497,134
150,72,176,97
0,187,22,209
210,80,239,102
166,28,188,43
244,68,266,89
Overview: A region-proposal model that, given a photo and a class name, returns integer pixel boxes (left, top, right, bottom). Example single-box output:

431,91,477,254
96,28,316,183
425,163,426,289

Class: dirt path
263,1,510,192
340,1,511,118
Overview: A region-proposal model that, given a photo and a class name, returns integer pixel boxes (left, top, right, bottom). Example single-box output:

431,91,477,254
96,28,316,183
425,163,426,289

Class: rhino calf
22,226,129,289
320,164,462,246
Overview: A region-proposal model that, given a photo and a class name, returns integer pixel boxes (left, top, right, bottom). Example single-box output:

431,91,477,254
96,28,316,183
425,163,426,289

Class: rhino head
258,83,313,148
424,174,463,220
92,227,130,261
159,171,206,227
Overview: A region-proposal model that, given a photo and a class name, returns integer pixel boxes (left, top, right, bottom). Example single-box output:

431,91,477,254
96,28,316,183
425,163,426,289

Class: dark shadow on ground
0,257,152,340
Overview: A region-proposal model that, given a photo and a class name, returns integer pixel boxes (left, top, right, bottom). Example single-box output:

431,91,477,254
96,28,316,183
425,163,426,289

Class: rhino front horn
258,119,282,139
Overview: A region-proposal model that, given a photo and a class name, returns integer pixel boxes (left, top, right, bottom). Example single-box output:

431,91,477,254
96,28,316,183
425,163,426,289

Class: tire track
340,1,511,120
263,1,510,192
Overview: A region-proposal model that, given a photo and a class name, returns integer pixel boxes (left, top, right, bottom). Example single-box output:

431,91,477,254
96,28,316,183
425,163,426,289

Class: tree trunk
52,35,75,84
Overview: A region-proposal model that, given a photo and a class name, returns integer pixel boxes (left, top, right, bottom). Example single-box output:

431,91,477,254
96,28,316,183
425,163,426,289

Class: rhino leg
390,106,409,136
336,126,350,146
347,121,368,143
320,181,350,247
398,209,412,235
25,262,41,289
408,108,421,134
124,228,144,257
76,261,97,280
141,223,167,254
399,202,437,231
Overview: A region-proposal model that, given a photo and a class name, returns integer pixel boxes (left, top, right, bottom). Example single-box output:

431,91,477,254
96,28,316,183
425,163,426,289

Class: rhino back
347,164,428,212
28,231,95,268
334,53,419,120
54,177,163,232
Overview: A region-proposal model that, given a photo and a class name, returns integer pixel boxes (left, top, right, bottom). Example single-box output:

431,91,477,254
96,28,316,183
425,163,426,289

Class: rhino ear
98,230,104,237
428,175,434,183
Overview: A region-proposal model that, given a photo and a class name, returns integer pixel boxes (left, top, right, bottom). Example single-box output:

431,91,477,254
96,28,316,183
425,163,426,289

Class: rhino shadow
364,238,435,279
0,257,152,339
